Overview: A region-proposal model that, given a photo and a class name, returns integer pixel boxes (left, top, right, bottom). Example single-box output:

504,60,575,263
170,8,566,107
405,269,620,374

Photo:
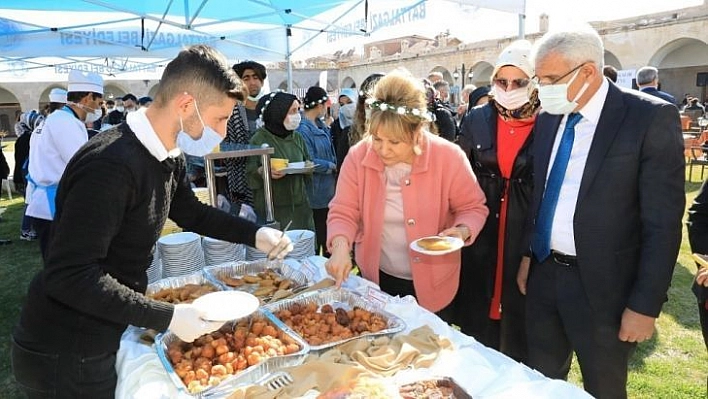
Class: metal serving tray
263,287,406,352
202,260,309,304
146,272,221,302
155,309,309,398
398,377,473,399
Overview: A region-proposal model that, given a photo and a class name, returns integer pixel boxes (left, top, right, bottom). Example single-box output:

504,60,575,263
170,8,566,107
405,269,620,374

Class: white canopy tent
0,0,526,89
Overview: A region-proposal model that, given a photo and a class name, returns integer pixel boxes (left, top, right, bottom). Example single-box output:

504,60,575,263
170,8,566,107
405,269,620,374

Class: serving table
115,257,592,399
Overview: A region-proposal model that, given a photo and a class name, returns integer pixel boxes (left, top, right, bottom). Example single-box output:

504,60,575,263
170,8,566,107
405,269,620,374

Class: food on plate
217,268,298,301
273,302,388,346
416,237,453,251
399,379,467,399
167,318,302,393
148,283,218,304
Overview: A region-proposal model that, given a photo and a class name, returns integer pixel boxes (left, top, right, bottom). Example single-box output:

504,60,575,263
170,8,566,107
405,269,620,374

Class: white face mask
493,86,530,111
247,87,264,102
176,101,224,156
116,106,125,113
537,69,590,115
71,101,102,124
284,113,301,131
85,107,102,124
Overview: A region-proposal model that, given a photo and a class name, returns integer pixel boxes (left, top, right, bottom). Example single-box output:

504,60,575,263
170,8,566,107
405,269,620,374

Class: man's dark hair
66,92,102,103
232,60,267,81
603,65,618,83
105,99,115,107
155,44,245,106
121,93,138,103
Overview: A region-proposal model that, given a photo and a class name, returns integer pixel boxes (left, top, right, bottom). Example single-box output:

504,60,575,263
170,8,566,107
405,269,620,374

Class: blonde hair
366,69,430,143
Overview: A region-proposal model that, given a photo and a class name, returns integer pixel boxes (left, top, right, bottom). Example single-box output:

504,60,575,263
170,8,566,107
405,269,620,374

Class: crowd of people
0,21,702,399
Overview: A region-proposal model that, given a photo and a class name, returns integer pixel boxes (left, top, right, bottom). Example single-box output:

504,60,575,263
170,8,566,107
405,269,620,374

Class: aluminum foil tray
202,260,309,304
263,287,406,352
146,272,221,303
398,377,473,399
155,309,309,398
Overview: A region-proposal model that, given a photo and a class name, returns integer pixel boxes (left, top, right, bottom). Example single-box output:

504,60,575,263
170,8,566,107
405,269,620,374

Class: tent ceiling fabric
0,0,525,76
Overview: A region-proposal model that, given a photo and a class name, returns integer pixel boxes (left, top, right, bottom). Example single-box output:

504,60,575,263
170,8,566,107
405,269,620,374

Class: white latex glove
167,304,225,343
255,226,294,260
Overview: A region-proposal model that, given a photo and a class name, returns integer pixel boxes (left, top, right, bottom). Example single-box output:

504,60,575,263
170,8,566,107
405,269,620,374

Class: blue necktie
533,112,583,262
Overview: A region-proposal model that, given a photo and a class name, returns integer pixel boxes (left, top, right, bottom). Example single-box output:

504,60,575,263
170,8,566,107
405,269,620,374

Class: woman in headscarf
454,40,540,363
246,92,315,231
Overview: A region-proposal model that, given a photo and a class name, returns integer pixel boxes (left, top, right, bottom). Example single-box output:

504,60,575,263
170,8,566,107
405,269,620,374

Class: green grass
0,171,706,398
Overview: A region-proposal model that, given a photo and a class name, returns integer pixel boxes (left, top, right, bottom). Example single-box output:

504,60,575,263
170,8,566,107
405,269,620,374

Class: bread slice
416,237,452,251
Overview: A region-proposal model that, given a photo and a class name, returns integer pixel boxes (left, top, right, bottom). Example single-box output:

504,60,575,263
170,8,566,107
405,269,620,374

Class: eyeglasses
532,62,587,86
492,78,530,91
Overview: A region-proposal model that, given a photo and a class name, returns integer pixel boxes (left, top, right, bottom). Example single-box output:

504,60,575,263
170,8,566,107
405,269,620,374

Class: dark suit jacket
529,82,685,320
688,179,708,302
640,87,677,106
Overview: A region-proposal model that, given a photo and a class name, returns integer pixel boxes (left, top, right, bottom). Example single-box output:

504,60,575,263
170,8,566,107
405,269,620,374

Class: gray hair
433,80,450,91
636,66,658,86
532,25,604,73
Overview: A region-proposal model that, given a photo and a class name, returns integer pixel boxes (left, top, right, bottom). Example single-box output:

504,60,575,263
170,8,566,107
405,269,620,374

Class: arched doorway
0,86,21,136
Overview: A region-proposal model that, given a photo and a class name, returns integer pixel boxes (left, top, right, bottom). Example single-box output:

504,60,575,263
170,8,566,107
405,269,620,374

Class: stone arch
468,61,494,87
428,66,453,83
340,76,356,89
649,37,708,68
648,38,708,102
103,84,128,101
604,50,622,70
0,85,21,134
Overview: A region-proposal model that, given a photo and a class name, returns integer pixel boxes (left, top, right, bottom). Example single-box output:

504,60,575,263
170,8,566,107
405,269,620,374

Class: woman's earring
413,145,422,156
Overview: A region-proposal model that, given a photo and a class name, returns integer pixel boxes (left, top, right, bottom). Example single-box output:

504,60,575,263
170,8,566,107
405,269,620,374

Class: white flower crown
304,95,328,109
365,98,432,121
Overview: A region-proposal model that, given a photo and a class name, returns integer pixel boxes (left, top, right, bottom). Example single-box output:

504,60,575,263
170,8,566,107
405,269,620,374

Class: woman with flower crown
454,40,541,363
246,91,315,231
325,69,488,320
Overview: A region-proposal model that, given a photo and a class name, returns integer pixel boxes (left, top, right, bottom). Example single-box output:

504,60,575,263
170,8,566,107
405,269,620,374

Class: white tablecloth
115,256,592,399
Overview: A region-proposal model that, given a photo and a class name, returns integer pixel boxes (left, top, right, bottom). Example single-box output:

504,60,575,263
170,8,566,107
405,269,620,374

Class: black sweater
14,124,260,356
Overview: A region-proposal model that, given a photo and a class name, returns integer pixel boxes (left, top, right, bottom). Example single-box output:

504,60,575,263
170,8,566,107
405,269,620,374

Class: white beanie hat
491,40,534,80
48,88,67,103
67,70,104,95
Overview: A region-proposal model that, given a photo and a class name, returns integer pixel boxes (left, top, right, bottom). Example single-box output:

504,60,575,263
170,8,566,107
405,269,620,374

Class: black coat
13,132,31,190
688,179,708,304
454,103,533,361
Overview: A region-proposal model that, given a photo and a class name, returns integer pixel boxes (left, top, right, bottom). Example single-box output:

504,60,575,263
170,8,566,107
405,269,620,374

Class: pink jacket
327,132,488,311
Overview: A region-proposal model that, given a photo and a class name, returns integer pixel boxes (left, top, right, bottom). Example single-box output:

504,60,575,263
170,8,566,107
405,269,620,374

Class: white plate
281,161,315,175
409,236,464,256
192,291,259,322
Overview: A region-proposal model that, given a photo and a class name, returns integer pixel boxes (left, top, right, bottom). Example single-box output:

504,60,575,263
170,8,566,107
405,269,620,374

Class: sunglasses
493,78,531,91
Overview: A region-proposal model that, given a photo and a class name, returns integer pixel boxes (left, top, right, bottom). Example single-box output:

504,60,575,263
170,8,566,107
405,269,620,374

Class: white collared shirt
126,108,181,162
548,78,610,256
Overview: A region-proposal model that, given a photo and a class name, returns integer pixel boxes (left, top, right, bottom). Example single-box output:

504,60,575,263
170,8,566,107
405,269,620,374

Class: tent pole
286,25,293,93
518,0,526,39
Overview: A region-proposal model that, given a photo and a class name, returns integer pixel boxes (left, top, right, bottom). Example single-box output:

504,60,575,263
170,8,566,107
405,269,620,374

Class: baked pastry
416,237,452,251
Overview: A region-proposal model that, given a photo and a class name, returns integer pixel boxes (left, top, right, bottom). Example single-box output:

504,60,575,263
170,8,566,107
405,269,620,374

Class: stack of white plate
146,249,162,284
245,245,269,261
157,232,205,278
202,237,246,266
285,229,316,259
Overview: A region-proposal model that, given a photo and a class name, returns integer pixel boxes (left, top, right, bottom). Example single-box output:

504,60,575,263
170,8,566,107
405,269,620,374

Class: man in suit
636,66,677,105
516,26,684,398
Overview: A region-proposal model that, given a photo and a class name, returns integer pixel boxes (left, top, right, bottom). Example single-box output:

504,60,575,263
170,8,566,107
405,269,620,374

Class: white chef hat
491,40,534,80
67,70,104,95
48,88,67,103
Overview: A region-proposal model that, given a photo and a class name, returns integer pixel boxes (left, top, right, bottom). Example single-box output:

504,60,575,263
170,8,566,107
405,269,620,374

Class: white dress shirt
126,108,181,162
548,78,609,255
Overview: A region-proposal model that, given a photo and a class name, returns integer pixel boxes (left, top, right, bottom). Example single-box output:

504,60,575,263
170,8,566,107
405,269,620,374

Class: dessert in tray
203,261,309,304
158,313,307,394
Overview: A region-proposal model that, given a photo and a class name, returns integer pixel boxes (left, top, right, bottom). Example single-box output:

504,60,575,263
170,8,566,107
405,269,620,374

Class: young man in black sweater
11,45,293,398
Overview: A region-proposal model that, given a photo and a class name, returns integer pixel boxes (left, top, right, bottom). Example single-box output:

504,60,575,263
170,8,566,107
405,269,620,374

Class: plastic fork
257,371,294,391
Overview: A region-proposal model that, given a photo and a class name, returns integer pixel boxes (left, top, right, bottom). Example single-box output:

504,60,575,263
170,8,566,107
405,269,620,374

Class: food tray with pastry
398,377,472,399
263,287,406,352
202,260,309,305
146,272,221,304
155,309,309,397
